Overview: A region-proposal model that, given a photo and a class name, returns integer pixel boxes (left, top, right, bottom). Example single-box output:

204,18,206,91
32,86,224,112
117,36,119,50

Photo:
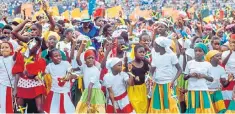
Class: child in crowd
44,49,76,113
205,50,232,113
149,37,182,113
139,32,151,62
127,44,150,113
104,57,135,113
210,36,221,51
41,31,67,64
0,42,15,113
184,43,215,113
222,34,235,77
76,40,105,113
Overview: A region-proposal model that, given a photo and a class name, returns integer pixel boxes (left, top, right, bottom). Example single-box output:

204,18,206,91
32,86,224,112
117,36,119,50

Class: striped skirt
76,88,105,113
209,91,226,113
185,91,215,113
0,84,13,113
226,100,235,113
148,83,180,113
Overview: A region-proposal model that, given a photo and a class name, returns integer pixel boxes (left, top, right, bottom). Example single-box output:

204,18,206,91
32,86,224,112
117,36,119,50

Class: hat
81,18,91,22
12,18,23,24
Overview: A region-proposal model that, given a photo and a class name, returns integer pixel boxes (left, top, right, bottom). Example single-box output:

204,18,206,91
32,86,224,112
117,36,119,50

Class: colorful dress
184,60,215,113
12,52,46,99
44,61,75,113
76,63,105,113
0,56,15,113
127,61,149,113
149,52,180,113
207,65,227,113
104,72,135,113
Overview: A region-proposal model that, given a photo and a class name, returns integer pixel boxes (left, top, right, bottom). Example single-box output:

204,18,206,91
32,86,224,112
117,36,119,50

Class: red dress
12,52,46,99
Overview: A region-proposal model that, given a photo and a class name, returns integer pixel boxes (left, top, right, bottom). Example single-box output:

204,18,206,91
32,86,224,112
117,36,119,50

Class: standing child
222,34,235,77
76,41,105,113
44,49,76,113
149,37,182,113
139,32,151,62
184,43,215,113
222,34,235,106
0,42,15,113
104,57,135,113
127,44,150,113
205,50,232,113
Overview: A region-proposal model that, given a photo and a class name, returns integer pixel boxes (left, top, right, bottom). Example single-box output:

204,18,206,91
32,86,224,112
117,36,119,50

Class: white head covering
155,36,172,53
155,20,168,28
106,57,121,72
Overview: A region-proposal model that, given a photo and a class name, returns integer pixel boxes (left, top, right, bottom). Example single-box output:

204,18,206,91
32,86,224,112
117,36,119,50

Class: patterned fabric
76,88,105,113
17,77,44,88
185,91,215,113
148,83,180,113
209,91,226,113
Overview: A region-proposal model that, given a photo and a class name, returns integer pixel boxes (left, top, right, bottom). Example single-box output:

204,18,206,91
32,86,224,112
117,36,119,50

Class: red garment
12,52,46,76
12,52,46,98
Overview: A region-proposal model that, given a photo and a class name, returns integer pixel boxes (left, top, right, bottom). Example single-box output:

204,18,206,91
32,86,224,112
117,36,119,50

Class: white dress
44,61,75,113
103,72,135,113
0,56,15,113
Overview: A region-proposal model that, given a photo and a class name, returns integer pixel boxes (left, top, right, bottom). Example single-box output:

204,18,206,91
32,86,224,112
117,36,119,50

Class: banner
106,6,122,18
71,8,81,18
51,6,59,16
21,3,33,17
61,10,70,19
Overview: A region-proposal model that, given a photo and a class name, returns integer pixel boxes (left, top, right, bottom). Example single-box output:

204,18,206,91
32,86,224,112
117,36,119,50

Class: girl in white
0,42,15,113
184,43,214,113
205,50,231,113
104,57,135,113
44,49,76,113
149,37,182,113
76,41,105,113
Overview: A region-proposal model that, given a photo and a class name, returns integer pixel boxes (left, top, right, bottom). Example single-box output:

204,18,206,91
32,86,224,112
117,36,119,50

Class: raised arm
44,9,55,31
76,40,86,66
222,50,232,66
101,43,112,68
11,19,31,43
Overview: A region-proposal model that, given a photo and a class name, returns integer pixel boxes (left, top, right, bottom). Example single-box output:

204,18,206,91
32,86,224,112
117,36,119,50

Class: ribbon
78,76,83,92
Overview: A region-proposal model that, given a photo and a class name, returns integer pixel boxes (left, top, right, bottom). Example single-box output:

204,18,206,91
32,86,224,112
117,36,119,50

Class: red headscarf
84,49,95,60
1,41,14,55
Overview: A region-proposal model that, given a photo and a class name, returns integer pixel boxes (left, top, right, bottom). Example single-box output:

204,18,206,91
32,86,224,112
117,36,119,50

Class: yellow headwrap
13,18,23,24
205,50,220,62
44,31,60,41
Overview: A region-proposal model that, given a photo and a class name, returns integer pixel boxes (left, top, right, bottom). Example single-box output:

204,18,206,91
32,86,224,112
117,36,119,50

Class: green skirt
226,100,235,113
209,91,226,113
148,83,180,113
185,91,215,113
76,88,106,113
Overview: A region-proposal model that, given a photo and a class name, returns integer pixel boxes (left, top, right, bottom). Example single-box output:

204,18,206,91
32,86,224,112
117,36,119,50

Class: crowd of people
1,0,235,113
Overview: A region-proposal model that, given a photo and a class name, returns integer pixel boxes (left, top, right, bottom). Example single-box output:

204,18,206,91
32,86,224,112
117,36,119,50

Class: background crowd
1,0,235,113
